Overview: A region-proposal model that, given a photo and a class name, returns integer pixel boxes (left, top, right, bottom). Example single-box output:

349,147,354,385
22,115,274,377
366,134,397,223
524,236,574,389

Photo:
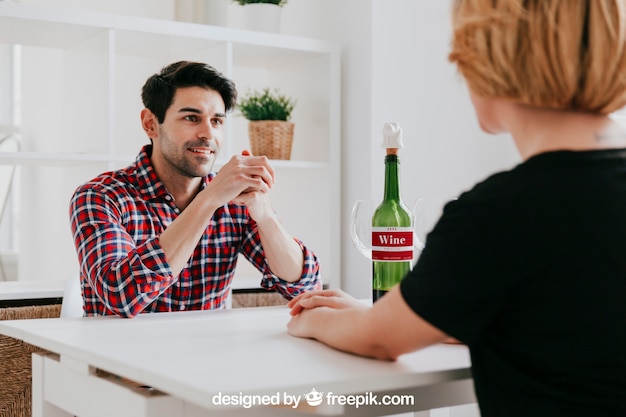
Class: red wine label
372,227,413,261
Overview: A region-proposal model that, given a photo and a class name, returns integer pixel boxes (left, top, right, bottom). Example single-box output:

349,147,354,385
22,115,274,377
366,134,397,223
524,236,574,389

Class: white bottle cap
382,122,404,150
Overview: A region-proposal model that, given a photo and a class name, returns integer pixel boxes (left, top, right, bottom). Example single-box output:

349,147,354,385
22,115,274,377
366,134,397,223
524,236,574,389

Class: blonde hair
449,0,626,114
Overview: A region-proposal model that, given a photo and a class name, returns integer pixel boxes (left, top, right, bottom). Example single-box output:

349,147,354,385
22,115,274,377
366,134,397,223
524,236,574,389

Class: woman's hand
287,290,368,340
287,288,363,316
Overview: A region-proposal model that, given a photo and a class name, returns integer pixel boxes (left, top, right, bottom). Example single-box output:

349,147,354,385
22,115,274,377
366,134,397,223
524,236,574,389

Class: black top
400,149,626,417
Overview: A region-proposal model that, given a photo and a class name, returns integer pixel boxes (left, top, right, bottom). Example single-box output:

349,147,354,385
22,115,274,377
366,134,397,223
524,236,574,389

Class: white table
0,306,475,417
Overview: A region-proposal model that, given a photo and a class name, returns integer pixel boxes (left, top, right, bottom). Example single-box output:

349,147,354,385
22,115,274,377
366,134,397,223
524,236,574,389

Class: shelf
214,158,328,169
0,125,20,135
0,279,66,301
0,151,329,169
0,151,135,166
0,2,340,56
0,1,341,290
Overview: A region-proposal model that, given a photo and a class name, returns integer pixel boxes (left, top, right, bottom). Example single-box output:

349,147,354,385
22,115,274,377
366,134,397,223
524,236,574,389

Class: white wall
363,1,520,298
281,0,521,298
20,0,175,19
0,45,16,258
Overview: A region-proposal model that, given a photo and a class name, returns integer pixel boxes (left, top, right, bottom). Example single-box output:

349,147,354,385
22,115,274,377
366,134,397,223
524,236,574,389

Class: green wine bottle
371,122,413,302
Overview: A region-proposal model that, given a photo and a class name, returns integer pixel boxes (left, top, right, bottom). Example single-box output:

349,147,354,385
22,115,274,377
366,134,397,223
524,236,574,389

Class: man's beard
159,130,219,178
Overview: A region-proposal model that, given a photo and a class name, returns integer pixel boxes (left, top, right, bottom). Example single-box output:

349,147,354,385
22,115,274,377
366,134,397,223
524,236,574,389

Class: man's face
152,86,226,178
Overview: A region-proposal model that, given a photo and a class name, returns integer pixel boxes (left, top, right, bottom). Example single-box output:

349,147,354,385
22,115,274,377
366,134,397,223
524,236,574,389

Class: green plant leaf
238,88,295,121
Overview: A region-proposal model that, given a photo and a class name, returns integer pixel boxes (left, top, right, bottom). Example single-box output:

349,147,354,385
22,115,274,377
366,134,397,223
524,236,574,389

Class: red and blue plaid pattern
69,145,321,317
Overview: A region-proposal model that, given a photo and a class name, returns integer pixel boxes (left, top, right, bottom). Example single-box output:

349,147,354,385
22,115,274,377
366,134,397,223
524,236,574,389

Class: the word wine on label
372,227,413,261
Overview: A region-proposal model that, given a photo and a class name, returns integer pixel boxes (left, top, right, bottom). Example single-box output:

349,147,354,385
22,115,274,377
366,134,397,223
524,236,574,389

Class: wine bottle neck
383,154,401,201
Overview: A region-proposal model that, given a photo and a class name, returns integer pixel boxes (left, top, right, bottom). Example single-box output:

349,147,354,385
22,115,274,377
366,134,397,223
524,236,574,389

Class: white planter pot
201,0,228,26
242,3,282,33
175,0,228,26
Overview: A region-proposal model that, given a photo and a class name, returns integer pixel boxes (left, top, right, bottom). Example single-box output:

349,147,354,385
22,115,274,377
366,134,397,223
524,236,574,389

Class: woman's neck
505,104,626,160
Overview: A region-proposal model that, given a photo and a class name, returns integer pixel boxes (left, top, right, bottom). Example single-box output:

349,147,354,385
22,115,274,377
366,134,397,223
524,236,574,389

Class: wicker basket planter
248,120,294,160
1,304,61,417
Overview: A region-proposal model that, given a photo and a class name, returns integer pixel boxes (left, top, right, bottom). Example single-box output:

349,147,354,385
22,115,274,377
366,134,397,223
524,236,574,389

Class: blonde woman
287,1,626,416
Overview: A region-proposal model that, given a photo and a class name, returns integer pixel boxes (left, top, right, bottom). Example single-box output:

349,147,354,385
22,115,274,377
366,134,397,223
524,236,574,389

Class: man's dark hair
141,61,237,123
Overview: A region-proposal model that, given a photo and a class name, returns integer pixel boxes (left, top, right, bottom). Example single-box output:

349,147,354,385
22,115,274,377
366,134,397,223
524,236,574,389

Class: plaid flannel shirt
69,145,321,317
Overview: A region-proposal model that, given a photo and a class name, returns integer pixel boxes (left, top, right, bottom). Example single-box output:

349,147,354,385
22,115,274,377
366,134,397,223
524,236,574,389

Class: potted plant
231,0,287,32
238,88,296,160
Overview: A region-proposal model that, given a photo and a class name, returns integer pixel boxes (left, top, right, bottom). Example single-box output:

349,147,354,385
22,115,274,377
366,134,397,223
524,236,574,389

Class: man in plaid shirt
69,61,322,317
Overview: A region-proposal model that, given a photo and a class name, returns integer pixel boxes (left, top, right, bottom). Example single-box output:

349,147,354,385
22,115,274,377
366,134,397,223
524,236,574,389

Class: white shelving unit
0,2,341,288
